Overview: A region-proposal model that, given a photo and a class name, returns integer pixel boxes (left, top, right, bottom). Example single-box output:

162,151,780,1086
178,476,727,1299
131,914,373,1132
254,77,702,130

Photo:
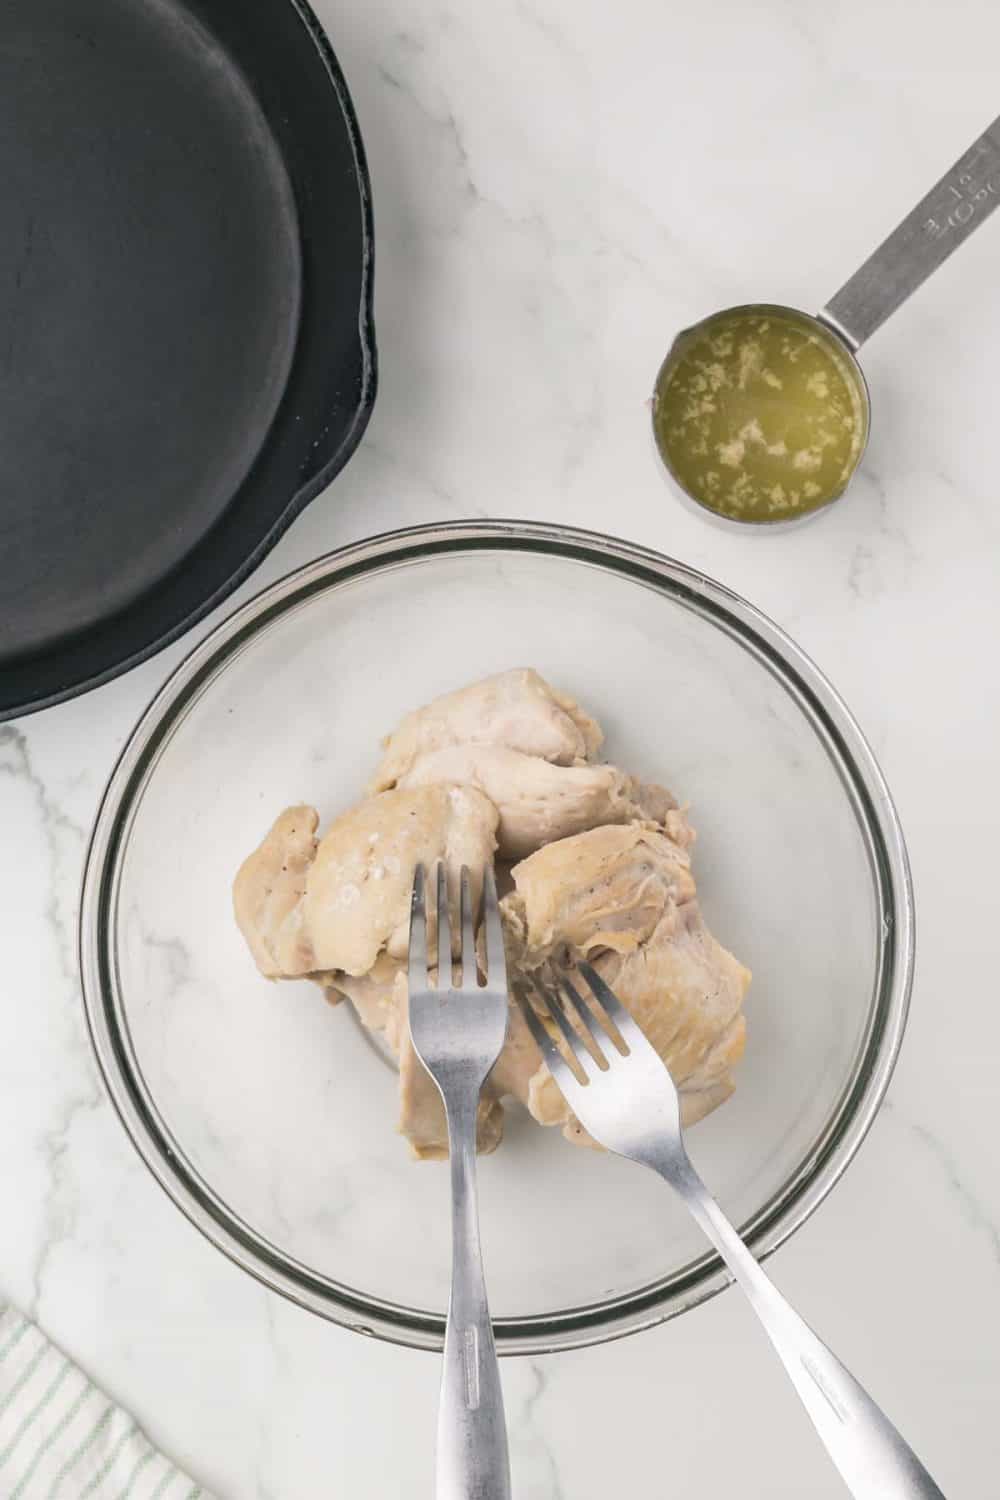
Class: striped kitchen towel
0,1306,213,1499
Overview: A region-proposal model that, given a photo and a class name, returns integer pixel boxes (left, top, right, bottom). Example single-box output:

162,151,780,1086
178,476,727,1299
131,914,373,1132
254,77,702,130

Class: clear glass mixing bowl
79,522,913,1354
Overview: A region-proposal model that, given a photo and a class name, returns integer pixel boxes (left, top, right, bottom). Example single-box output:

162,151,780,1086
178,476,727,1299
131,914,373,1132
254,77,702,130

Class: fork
408,863,512,1500
521,962,947,1500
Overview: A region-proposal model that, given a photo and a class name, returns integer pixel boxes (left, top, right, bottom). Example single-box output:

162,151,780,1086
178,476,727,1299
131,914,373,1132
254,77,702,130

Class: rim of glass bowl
79,520,914,1356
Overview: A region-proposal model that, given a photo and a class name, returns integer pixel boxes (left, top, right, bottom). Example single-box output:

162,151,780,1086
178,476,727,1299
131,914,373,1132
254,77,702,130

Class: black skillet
0,0,375,719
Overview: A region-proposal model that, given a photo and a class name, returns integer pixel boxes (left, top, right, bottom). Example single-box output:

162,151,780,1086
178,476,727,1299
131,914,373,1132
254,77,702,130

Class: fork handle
437,1092,511,1500
655,1152,946,1498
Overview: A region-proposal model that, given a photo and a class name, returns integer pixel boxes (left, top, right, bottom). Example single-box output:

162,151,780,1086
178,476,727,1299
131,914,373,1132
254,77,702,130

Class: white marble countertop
3,1,1000,1494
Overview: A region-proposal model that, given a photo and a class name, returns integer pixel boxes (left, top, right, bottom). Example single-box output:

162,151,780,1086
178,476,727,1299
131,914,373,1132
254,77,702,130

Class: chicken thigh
235,784,502,1156
233,783,498,980
370,667,603,792
502,823,750,1136
396,745,674,860
374,668,690,858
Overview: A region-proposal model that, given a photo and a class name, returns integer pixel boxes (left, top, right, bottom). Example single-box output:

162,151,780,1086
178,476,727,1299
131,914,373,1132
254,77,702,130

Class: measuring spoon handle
821,114,1000,350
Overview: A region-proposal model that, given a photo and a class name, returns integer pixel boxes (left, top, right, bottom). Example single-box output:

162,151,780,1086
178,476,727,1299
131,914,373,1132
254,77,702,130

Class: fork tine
482,865,507,988
553,970,613,1065
529,975,595,1081
410,864,429,987
436,861,450,989
459,866,476,987
577,961,639,1053
517,983,585,1096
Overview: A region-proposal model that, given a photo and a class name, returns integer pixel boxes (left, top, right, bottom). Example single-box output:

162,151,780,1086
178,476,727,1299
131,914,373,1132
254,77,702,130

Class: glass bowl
79,521,913,1354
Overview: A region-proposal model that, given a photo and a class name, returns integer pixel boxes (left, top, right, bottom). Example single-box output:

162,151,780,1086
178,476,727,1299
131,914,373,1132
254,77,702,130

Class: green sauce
652,306,868,523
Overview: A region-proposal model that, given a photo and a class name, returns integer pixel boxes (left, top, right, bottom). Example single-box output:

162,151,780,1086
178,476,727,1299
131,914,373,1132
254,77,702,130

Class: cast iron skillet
0,0,376,719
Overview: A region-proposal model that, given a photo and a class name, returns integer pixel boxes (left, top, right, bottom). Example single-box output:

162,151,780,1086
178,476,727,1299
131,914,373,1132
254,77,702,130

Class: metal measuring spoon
653,114,1000,525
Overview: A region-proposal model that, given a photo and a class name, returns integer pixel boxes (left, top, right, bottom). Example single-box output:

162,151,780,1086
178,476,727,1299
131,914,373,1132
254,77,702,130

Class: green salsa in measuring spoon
652,111,1000,524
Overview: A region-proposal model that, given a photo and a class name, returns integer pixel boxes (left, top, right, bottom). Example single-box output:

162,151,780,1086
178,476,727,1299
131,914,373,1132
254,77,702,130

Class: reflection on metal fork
408,863,511,1500
519,962,946,1499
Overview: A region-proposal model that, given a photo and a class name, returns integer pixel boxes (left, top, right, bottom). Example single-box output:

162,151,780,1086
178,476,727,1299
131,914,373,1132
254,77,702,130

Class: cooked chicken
489,994,567,1126
234,783,498,983
326,953,402,1030
502,824,750,1135
236,785,502,1157
371,668,603,793
233,668,750,1160
594,905,748,1119
305,783,497,974
396,745,678,860
323,961,503,1158
233,806,320,978
371,667,692,858
503,823,696,958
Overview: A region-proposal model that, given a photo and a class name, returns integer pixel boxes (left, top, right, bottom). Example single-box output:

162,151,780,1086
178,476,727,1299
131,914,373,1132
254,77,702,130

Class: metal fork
408,863,511,1500
521,962,946,1500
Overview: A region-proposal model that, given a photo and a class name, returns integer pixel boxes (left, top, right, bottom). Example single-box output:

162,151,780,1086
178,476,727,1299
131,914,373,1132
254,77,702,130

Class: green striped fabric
0,1307,213,1500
